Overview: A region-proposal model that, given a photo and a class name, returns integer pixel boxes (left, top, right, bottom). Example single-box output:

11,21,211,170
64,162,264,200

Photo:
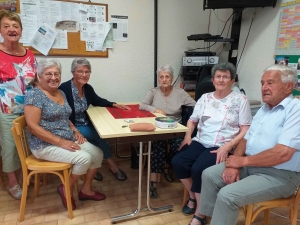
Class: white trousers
32,141,103,175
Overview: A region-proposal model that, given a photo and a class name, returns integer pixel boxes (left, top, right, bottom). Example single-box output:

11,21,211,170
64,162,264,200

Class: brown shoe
78,190,106,201
57,184,76,210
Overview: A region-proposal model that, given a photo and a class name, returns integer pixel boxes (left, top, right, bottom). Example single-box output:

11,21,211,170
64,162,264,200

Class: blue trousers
172,141,218,193
77,124,111,159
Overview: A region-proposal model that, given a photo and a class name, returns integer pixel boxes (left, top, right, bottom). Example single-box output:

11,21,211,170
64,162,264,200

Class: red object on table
106,104,156,119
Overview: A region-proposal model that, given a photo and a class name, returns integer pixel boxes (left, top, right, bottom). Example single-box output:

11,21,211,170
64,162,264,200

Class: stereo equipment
182,56,219,67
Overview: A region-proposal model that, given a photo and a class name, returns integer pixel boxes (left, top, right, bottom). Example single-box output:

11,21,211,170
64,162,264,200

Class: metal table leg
111,141,173,223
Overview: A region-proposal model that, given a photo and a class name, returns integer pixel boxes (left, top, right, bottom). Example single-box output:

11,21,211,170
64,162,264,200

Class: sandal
150,181,157,199
7,184,22,200
189,215,206,225
182,197,196,215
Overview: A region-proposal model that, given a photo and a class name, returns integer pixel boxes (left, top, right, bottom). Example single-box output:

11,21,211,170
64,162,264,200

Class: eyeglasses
76,70,91,76
214,75,231,80
44,72,61,78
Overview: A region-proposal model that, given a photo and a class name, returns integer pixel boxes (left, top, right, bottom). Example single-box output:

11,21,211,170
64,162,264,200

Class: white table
87,105,188,223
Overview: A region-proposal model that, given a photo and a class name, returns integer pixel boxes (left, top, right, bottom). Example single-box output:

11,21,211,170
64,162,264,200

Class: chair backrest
11,116,31,173
195,64,215,101
181,105,197,138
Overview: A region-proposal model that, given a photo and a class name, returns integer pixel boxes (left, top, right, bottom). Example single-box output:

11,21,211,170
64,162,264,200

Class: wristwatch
73,128,78,133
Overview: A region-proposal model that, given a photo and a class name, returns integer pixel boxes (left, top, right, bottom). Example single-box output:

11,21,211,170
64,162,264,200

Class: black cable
208,9,211,33
187,13,234,52
218,15,233,56
172,67,181,86
236,10,256,68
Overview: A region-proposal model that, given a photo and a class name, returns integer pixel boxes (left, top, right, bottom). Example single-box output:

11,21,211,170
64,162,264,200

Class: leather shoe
109,168,127,181
182,198,196,215
57,184,76,210
78,190,106,201
93,171,103,181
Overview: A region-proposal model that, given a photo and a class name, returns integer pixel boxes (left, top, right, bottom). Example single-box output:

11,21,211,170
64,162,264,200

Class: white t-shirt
190,91,252,148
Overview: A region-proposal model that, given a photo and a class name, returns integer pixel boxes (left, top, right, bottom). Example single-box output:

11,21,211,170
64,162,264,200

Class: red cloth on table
106,104,156,119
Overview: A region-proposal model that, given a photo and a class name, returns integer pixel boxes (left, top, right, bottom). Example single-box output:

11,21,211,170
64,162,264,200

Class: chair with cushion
243,188,300,225
11,115,74,222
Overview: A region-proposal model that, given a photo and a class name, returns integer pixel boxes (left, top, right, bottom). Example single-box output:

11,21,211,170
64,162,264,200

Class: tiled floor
0,155,299,225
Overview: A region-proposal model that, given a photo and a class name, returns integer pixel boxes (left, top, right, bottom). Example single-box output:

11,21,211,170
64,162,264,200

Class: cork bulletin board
16,0,108,57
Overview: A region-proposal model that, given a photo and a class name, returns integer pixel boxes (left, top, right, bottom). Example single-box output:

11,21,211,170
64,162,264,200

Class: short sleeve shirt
191,91,252,147
24,87,75,150
0,49,36,114
245,95,300,172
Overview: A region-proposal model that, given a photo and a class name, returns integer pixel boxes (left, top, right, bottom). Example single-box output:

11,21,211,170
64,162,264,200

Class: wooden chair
11,115,74,222
243,188,300,225
0,156,4,184
182,187,189,207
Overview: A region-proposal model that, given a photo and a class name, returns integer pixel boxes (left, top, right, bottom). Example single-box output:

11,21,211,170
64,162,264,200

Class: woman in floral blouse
172,62,252,225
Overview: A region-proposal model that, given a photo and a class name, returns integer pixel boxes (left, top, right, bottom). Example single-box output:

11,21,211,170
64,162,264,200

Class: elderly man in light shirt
196,64,300,225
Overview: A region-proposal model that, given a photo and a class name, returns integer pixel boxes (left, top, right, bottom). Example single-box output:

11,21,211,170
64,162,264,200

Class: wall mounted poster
275,1,300,55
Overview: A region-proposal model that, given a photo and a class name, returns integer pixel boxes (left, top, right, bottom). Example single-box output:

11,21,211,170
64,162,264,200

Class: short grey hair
71,58,91,72
264,64,297,85
157,64,174,77
211,62,236,80
37,59,61,77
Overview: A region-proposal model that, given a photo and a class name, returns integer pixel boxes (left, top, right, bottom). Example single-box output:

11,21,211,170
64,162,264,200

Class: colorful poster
275,1,300,55
0,0,16,11
275,55,300,98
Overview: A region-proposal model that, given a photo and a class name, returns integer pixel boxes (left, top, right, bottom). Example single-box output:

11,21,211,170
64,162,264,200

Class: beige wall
237,0,284,101
37,0,231,102
37,0,283,103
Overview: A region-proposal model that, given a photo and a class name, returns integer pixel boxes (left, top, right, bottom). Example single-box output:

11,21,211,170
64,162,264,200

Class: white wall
36,0,231,102
157,0,231,85
237,1,283,101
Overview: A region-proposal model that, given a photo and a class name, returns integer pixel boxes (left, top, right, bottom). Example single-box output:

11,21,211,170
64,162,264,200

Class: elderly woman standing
59,58,129,182
24,59,105,210
139,64,196,198
172,62,252,225
0,9,36,200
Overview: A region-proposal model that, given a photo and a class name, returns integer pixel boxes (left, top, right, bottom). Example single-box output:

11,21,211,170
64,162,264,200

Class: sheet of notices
86,22,111,51
103,22,114,49
56,21,79,32
30,23,57,56
19,14,37,45
80,22,105,41
86,40,104,52
38,0,50,26
49,1,61,28
111,15,128,41
20,0,39,15
79,5,106,23
52,30,68,49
